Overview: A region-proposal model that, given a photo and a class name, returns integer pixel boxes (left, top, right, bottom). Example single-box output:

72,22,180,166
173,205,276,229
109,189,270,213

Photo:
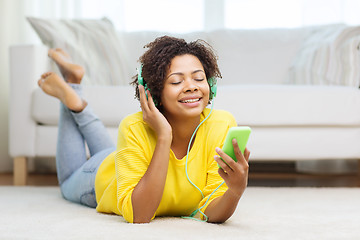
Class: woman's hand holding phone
214,127,251,198
214,141,250,198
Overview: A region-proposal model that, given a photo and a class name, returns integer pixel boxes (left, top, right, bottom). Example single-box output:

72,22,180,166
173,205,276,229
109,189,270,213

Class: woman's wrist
157,130,172,144
225,188,243,200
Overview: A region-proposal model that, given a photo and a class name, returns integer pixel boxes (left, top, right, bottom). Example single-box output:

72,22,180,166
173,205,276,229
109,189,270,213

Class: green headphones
137,65,217,105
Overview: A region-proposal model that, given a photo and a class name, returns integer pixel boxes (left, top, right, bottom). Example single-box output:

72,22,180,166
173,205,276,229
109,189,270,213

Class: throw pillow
27,17,129,86
288,24,360,87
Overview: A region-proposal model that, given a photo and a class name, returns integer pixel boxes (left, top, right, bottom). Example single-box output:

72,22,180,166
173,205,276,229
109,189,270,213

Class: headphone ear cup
137,65,144,86
137,64,158,107
211,83,217,98
208,77,217,99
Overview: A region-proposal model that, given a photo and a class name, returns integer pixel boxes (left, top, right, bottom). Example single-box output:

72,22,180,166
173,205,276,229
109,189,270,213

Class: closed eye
195,78,204,81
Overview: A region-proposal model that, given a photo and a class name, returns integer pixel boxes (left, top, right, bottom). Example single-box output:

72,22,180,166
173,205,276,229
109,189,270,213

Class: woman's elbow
132,216,152,224
207,217,227,224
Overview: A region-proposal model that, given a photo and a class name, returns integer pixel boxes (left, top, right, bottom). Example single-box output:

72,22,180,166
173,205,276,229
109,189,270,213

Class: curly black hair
130,35,222,111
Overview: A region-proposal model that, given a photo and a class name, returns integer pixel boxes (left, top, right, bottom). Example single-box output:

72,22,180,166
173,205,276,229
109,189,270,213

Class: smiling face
161,54,210,121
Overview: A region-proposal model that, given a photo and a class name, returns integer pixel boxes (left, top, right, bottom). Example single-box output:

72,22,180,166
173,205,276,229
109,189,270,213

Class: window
225,0,303,29
123,0,204,32
79,0,204,33
224,0,360,29
61,0,360,31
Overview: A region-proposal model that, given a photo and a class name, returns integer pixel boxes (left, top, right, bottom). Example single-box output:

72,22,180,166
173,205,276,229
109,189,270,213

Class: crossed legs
38,49,115,207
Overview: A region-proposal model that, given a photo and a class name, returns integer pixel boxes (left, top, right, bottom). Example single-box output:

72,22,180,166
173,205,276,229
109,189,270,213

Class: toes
54,48,65,54
48,48,55,57
45,72,53,78
58,49,70,58
41,72,52,79
37,78,44,87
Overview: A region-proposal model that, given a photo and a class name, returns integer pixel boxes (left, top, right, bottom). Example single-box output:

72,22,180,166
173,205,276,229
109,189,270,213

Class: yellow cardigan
95,108,237,223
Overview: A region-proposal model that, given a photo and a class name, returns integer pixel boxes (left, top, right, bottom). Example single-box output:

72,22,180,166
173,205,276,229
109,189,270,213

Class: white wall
0,0,20,172
0,0,43,172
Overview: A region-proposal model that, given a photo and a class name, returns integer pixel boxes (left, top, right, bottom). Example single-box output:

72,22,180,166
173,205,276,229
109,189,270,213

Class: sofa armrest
9,44,50,157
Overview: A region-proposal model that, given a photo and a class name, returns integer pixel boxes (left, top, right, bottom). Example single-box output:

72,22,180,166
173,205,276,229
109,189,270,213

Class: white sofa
9,23,360,185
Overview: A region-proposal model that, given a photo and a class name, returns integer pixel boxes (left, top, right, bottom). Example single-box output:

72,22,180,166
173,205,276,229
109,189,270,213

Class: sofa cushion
32,86,140,127
35,125,118,157
289,24,360,87
215,85,360,126
208,28,310,85
32,85,360,127
33,125,360,160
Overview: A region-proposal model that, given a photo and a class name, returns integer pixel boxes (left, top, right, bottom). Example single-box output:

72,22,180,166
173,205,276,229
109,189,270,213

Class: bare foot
38,72,86,112
48,48,85,84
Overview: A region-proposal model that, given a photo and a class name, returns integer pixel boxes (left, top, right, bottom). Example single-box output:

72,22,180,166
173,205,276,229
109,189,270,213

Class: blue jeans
56,84,115,208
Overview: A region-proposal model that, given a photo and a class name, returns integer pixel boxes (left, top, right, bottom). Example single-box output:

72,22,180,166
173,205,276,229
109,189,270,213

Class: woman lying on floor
37,36,250,223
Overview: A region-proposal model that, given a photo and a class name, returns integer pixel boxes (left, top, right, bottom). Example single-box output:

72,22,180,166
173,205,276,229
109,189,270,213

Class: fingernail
215,147,221,153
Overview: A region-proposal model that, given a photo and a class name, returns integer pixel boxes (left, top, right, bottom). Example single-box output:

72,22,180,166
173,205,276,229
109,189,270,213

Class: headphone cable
182,101,225,222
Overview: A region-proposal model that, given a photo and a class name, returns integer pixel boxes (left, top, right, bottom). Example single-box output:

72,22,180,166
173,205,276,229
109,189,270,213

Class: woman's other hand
139,85,172,140
214,140,250,198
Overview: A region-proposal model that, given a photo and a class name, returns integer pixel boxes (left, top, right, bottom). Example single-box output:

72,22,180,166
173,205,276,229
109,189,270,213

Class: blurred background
1,0,360,174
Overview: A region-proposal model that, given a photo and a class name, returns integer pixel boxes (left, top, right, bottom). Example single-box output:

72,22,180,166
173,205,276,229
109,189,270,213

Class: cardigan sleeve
115,147,151,223
114,113,155,223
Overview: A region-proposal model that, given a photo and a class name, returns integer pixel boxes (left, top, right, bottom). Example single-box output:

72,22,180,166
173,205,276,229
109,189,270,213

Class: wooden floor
0,172,359,187
1,162,359,187
248,162,360,187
